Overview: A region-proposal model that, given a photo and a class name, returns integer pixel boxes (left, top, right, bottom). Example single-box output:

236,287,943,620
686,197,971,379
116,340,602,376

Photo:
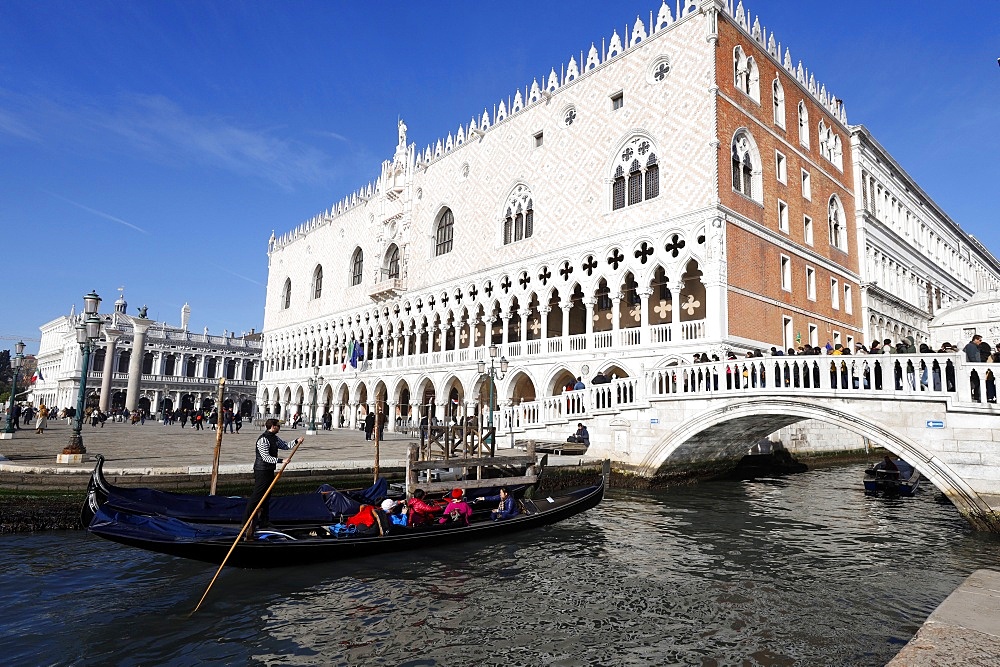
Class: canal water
4,464,1000,666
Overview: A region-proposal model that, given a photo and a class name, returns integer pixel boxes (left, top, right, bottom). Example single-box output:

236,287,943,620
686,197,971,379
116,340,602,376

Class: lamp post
2,340,26,439
476,344,508,449
306,365,324,436
65,290,103,457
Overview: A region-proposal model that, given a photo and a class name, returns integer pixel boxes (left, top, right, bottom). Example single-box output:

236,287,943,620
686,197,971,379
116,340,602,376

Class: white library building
34,292,262,418
257,1,1000,452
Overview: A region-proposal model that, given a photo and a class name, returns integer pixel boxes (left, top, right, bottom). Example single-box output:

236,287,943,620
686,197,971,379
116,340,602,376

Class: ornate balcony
369,277,406,302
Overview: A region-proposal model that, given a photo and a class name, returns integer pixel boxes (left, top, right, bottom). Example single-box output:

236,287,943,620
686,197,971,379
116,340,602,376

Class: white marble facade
33,295,262,417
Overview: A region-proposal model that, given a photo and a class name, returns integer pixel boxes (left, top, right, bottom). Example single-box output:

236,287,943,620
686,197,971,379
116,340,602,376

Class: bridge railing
497,354,990,436
644,353,988,404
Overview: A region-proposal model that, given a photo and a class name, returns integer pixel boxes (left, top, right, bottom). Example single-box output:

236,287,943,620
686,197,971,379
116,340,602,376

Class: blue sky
2,1,997,355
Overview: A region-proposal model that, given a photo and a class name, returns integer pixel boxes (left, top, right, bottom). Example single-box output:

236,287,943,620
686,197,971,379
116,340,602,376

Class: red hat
451,488,464,499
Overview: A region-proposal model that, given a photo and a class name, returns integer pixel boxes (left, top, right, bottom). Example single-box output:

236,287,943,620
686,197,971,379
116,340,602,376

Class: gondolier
243,418,303,530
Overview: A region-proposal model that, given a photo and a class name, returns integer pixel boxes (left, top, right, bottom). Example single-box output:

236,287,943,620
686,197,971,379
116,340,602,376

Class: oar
191,438,304,615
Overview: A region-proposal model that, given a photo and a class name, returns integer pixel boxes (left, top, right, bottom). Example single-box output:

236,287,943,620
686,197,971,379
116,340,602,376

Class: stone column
561,303,572,339
584,298,596,348
98,329,121,412
501,316,510,348
539,307,549,351
349,402,359,430
638,289,652,344
125,319,152,411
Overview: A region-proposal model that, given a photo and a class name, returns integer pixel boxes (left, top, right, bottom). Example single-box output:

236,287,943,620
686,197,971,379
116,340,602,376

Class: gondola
80,455,528,529
85,478,605,568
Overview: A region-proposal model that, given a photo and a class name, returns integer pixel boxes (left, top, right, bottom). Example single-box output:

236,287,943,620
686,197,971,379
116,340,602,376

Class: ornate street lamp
2,340,26,439
306,365,324,435
476,344,508,449
65,291,103,456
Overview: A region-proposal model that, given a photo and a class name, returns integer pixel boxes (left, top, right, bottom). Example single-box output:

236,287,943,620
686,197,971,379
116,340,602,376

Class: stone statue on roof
137,305,148,319
397,118,407,150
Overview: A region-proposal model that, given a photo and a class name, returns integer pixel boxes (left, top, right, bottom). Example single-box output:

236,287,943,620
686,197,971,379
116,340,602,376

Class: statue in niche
137,305,148,319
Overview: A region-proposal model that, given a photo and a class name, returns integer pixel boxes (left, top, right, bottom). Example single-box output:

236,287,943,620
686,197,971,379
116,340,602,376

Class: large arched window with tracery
435,208,454,256
350,248,364,286
611,136,659,211
828,195,847,252
503,184,534,245
798,101,810,148
731,131,761,203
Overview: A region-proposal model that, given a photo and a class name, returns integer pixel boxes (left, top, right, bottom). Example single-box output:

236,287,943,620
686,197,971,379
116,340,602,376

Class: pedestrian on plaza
180,409,188,428
34,404,49,434
364,411,376,441
10,403,21,431
242,418,302,532
194,411,204,430
225,408,235,433
210,409,219,430
234,411,243,433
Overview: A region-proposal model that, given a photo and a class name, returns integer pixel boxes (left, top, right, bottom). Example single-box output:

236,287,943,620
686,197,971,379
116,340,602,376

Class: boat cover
101,487,337,523
90,506,240,542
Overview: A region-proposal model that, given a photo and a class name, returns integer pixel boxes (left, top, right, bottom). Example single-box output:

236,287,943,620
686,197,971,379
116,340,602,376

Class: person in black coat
364,411,376,440
242,419,302,531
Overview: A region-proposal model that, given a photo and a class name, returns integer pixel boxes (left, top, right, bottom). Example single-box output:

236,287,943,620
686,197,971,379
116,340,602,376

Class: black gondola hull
88,481,604,568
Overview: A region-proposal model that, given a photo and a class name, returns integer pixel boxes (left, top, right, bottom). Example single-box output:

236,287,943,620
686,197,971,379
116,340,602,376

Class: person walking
242,419,302,532
364,411,376,441
34,404,49,434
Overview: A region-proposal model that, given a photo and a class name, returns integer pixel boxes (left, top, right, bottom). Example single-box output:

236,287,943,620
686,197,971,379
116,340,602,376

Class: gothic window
772,78,785,128
645,154,659,200
281,278,291,310
828,195,847,252
818,121,830,161
798,101,809,148
386,244,400,279
733,46,759,102
731,131,761,203
611,136,659,211
435,208,454,256
612,166,626,211
627,159,642,205
350,248,364,286
502,184,534,245
312,265,323,300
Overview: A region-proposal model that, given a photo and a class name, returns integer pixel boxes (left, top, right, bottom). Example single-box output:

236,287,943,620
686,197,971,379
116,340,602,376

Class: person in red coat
405,489,441,526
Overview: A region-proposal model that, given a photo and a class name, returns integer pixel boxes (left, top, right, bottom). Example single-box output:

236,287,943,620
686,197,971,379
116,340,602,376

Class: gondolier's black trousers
244,468,276,528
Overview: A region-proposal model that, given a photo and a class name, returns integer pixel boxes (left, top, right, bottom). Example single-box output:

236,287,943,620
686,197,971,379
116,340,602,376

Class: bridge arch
638,397,994,529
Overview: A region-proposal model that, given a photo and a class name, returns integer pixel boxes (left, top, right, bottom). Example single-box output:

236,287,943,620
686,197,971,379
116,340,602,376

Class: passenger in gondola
476,486,521,521
382,499,408,527
405,488,440,526
346,502,393,536
439,488,473,526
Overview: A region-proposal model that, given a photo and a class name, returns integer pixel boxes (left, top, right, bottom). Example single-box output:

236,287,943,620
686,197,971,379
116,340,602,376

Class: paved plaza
0,417,562,489
0,417,423,477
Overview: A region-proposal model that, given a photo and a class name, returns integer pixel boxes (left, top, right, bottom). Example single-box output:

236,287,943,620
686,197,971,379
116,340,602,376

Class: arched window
733,46,759,102
350,248,364,286
281,278,291,310
435,208,454,256
772,78,785,128
312,265,323,300
798,101,809,148
644,154,659,200
731,131,761,203
828,195,847,252
610,136,659,211
386,244,400,279
612,166,626,211
503,184,534,245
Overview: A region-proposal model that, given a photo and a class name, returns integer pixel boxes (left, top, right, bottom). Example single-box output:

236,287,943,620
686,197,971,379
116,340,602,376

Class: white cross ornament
653,300,671,319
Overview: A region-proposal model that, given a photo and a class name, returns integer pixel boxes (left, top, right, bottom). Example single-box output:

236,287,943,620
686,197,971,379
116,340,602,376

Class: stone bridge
499,354,1000,530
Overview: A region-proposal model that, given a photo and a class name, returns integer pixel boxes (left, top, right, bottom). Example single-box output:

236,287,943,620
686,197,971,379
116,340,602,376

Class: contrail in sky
221,268,266,287
40,189,149,234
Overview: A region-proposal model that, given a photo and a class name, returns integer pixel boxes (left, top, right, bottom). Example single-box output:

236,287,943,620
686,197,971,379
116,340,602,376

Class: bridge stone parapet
500,353,1000,530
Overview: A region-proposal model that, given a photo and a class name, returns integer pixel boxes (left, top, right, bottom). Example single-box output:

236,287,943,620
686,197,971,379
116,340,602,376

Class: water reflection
4,465,1000,666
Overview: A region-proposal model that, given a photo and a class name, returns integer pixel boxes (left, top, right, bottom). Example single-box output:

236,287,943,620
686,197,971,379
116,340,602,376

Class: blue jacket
483,494,520,520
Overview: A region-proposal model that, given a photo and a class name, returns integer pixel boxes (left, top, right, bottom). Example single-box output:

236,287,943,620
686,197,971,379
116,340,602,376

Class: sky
1,1,997,355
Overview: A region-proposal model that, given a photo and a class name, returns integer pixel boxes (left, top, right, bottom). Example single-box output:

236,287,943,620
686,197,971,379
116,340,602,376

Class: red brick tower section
714,16,861,351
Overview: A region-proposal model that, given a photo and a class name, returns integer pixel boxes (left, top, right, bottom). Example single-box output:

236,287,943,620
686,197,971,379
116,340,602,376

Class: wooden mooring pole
209,378,225,495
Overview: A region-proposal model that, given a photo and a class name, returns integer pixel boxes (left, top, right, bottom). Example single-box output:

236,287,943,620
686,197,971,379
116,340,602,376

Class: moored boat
85,479,605,568
863,458,921,497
